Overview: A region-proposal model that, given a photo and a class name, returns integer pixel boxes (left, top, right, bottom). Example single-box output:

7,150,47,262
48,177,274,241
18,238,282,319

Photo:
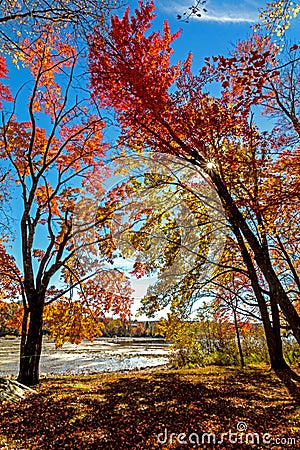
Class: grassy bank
0,366,299,449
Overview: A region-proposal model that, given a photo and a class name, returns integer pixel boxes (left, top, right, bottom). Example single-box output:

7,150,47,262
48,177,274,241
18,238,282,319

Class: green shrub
170,341,204,369
203,350,239,366
283,338,300,365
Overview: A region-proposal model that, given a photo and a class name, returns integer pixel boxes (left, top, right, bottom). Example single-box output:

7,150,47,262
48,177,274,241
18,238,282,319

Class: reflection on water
0,337,170,376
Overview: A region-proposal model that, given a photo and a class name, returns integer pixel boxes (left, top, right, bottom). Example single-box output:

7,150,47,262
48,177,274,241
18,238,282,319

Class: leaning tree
89,0,300,395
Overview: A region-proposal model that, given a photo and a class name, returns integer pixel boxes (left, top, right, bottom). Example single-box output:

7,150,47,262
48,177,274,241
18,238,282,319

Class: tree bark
17,301,44,386
229,221,300,396
233,311,245,368
210,170,300,344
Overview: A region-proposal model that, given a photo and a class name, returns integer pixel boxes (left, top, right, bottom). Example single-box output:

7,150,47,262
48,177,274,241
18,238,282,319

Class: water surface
0,337,170,376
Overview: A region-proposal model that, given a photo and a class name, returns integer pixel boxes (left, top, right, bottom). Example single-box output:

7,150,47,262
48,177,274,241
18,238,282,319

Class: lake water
0,337,170,376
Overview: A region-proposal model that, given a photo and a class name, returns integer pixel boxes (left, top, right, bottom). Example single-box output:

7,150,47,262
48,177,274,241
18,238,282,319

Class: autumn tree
0,28,133,386
89,1,300,395
0,0,124,53
258,0,300,37
95,150,225,319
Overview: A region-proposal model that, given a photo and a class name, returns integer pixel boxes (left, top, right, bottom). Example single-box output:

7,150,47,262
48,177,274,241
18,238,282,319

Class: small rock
0,377,36,403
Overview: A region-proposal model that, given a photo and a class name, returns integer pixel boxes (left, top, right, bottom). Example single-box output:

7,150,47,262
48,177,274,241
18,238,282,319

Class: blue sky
127,1,298,70
159,0,264,23
140,1,266,68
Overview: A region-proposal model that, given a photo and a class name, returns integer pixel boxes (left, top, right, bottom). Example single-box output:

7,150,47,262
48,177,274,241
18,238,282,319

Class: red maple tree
89,0,300,395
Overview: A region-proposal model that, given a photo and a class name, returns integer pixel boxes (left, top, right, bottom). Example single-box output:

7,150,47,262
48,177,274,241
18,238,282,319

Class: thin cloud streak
159,0,261,24
197,13,256,23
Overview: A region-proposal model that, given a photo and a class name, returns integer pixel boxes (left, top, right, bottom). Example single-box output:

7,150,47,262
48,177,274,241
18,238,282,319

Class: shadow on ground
0,367,299,449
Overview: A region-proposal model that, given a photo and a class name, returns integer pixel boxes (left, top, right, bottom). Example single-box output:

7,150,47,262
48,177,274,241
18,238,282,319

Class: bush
283,337,300,365
159,314,288,369
170,340,204,369
203,350,239,366
158,316,204,369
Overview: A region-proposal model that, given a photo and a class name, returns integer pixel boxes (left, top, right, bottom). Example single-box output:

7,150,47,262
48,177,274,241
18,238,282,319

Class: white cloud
198,13,257,23
159,0,264,24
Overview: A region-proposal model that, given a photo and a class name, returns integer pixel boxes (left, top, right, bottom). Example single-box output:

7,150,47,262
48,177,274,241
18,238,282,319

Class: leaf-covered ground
0,366,299,449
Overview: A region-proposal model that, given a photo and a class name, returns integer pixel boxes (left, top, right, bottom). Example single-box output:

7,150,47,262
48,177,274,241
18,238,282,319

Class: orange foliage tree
89,0,300,395
0,28,133,386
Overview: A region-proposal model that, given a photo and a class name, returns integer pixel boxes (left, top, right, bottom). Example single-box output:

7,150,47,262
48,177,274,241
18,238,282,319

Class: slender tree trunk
233,311,245,368
210,170,300,344
256,253,300,345
230,222,300,396
19,305,29,362
245,259,300,396
276,235,300,292
17,301,44,386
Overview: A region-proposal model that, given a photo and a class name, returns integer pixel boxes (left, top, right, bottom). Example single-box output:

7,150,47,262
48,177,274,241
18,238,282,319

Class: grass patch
0,366,299,449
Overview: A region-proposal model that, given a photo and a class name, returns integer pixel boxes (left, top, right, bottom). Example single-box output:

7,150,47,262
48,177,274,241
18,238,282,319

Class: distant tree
0,300,20,335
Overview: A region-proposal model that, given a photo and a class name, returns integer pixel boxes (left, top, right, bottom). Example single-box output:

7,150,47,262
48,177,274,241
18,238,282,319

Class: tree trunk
256,253,300,345
254,286,300,397
233,311,245,368
229,220,300,396
210,170,300,344
17,302,44,386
